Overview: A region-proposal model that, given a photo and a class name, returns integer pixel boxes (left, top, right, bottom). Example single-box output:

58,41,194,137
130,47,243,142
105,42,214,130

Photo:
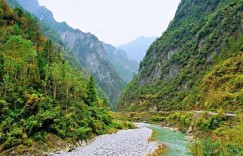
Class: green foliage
151,116,166,122
118,0,243,112
168,112,193,127
195,115,225,132
0,54,4,81
0,1,121,153
110,120,136,130
193,52,243,110
76,127,92,140
85,76,98,106
191,138,243,156
191,114,243,155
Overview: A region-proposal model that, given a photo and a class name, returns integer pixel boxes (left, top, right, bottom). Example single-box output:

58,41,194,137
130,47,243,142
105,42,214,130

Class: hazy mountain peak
118,36,157,62
103,43,139,83
17,0,40,13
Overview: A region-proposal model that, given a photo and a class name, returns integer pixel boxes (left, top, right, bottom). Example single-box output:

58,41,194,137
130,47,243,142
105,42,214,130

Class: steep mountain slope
103,43,139,83
118,36,157,62
0,0,122,154
118,0,243,111
16,0,125,105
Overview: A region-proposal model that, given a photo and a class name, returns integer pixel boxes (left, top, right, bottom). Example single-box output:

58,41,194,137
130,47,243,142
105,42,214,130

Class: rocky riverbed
50,127,158,156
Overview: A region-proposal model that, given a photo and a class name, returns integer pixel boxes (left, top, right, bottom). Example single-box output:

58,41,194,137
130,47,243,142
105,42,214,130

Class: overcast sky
38,0,180,46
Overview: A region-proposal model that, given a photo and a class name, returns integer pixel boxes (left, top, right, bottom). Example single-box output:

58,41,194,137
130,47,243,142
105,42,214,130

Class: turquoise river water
144,124,192,156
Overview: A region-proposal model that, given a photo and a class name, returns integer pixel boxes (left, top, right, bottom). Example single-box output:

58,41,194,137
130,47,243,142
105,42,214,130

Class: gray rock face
167,50,175,60
15,0,125,105
103,43,139,83
138,47,181,85
64,30,124,104
164,63,179,82
50,128,158,156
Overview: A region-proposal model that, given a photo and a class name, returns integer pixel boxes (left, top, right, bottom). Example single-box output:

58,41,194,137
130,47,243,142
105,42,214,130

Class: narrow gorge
0,0,242,155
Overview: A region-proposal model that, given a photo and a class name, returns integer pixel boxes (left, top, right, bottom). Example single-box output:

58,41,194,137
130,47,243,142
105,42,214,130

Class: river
51,123,192,156
137,123,191,156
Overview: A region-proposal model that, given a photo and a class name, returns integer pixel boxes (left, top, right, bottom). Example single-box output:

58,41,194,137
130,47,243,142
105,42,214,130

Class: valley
0,0,242,155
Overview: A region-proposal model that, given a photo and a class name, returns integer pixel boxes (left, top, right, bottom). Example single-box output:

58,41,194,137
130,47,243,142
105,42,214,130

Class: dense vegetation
1,0,242,155
14,0,126,105
118,0,243,112
117,0,243,155
0,1,131,154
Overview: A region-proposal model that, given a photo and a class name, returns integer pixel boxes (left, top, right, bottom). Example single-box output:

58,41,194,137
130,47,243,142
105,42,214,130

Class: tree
50,63,61,101
0,54,4,81
62,62,72,109
71,69,86,103
2,35,39,85
43,40,55,63
86,76,98,106
13,23,22,35
2,75,13,100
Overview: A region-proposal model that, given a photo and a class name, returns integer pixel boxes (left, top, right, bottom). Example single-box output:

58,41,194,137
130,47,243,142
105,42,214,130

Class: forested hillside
118,0,243,112
0,1,127,154
1,0,243,155
14,0,125,105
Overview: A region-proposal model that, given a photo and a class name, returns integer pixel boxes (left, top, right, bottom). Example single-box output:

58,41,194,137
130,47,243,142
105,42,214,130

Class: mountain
15,0,125,105
0,0,127,154
118,0,243,112
118,36,157,62
103,43,139,83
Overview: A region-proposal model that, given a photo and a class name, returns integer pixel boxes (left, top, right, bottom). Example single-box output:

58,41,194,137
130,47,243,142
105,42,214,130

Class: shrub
151,116,166,122
76,127,92,140
191,138,243,156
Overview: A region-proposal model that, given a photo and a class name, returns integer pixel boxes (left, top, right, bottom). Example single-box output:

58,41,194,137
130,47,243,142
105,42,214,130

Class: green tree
0,1,115,153
1,75,13,100
43,40,55,63
2,35,39,85
86,76,98,106
0,54,4,81
50,63,61,101
71,69,86,103
13,23,22,35
62,61,72,109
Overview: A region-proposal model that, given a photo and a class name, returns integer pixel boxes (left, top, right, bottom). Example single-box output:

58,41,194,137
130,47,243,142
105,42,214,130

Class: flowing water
137,123,191,156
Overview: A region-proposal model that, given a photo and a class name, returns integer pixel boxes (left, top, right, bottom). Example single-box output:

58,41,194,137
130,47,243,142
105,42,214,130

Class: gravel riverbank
50,127,158,156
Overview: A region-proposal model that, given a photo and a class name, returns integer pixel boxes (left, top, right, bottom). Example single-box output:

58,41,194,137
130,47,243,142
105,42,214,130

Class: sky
38,0,181,46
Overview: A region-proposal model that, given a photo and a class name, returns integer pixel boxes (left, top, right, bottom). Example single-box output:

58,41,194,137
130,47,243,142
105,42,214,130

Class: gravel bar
51,127,158,156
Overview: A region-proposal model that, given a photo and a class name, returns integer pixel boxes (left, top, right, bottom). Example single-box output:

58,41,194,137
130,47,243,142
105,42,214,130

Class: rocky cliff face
103,43,139,83
67,31,125,105
138,0,243,87
16,0,125,104
118,0,243,111
138,0,242,86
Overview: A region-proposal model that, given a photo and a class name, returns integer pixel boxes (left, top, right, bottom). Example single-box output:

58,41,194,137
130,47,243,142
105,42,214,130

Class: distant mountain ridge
118,36,157,62
103,43,139,83
14,0,125,105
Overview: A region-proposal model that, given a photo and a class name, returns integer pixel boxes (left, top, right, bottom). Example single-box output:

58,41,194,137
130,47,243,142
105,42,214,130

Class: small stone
48,127,158,156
